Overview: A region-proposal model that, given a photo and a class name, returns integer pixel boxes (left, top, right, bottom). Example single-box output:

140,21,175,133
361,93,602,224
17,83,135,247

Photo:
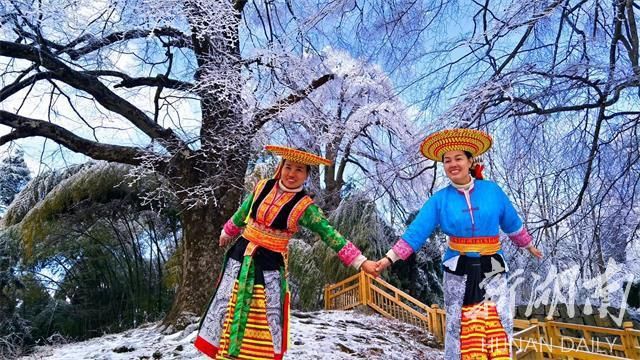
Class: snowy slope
19,310,444,360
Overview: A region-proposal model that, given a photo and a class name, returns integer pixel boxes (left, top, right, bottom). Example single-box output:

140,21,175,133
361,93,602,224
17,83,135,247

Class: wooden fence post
545,320,561,353
529,319,545,360
358,271,367,306
622,321,638,359
431,304,443,343
324,285,330,310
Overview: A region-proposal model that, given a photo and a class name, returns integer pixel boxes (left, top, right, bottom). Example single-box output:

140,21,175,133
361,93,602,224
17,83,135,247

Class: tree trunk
162,0,248,329
163,204,222,329
163,155,249,329
323,175,343,212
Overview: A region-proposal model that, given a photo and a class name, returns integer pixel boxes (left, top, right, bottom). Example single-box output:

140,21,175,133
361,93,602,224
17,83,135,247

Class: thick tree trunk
163,204,223,329
323,176,343,212
162,156,250,329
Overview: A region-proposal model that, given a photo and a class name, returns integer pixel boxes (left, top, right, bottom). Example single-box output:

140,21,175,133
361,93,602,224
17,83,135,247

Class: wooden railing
324,272,640,359
323,271,361,311
324,272,446,339
512,319,640,359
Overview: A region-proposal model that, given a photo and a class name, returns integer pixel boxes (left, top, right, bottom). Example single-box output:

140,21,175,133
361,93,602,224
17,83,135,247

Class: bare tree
0,0,335,327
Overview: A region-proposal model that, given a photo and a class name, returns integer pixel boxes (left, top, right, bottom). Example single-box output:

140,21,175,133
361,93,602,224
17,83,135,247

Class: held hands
375,257,392,274
361,257,395,277
360,260,381,277
363,245,543,277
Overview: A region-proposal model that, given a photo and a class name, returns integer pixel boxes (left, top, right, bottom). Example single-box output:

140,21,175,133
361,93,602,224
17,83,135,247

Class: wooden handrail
545,321,627,335
324,272,640,359
324,273,360,291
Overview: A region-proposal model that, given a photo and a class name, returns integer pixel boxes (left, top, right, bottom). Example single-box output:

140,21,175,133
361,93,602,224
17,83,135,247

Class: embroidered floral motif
392,238,414,260
224,219,242,237
299,205,348,252
243,221,291,253
507,226,532,248
309,207,324,223
337,242,362,266
256,185,280,223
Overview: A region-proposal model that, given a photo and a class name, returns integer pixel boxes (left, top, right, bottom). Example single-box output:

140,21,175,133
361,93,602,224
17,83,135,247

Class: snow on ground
19,310,444,360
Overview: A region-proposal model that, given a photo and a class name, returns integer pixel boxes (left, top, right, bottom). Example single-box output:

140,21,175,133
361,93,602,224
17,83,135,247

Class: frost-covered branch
0,71,59,102
251,73,335,131
0,41,186,150
87,71,194,91
0,111,147,165
64,27,192,59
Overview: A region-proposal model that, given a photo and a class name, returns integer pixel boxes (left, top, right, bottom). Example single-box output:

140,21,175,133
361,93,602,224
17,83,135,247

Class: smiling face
280,160,309,189
443,150,473,185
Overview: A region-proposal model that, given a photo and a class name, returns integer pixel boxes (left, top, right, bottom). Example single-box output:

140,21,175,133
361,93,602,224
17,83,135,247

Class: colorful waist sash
448,236,501,255
242,220,291,253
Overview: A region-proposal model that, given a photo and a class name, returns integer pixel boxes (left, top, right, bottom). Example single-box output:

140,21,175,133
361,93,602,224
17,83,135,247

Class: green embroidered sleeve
230,193,254,227
298,204,347,252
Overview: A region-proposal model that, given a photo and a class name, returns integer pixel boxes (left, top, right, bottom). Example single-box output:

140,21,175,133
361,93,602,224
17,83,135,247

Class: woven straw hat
264,145,332,166
420,128,492,162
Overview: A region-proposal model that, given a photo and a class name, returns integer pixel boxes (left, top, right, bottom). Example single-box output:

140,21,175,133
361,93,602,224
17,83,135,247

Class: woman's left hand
219,230,234,247
527,245,543,259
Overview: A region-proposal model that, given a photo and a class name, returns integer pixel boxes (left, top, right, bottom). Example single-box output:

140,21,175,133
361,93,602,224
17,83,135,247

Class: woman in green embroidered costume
195,145,379,360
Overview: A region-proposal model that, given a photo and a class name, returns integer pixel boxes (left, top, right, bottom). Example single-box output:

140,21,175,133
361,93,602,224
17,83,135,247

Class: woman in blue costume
376,129,543,360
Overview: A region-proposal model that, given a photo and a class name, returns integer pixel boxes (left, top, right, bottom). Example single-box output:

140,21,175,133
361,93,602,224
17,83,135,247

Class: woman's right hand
219,230,234,247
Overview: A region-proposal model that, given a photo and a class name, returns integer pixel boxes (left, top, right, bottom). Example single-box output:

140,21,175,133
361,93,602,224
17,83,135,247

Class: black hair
282,158,312,174
441,150,474,161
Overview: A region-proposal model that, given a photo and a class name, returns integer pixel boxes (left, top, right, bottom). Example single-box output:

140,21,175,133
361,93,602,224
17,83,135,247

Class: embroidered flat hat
264,145,332,166
420,128,492,161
